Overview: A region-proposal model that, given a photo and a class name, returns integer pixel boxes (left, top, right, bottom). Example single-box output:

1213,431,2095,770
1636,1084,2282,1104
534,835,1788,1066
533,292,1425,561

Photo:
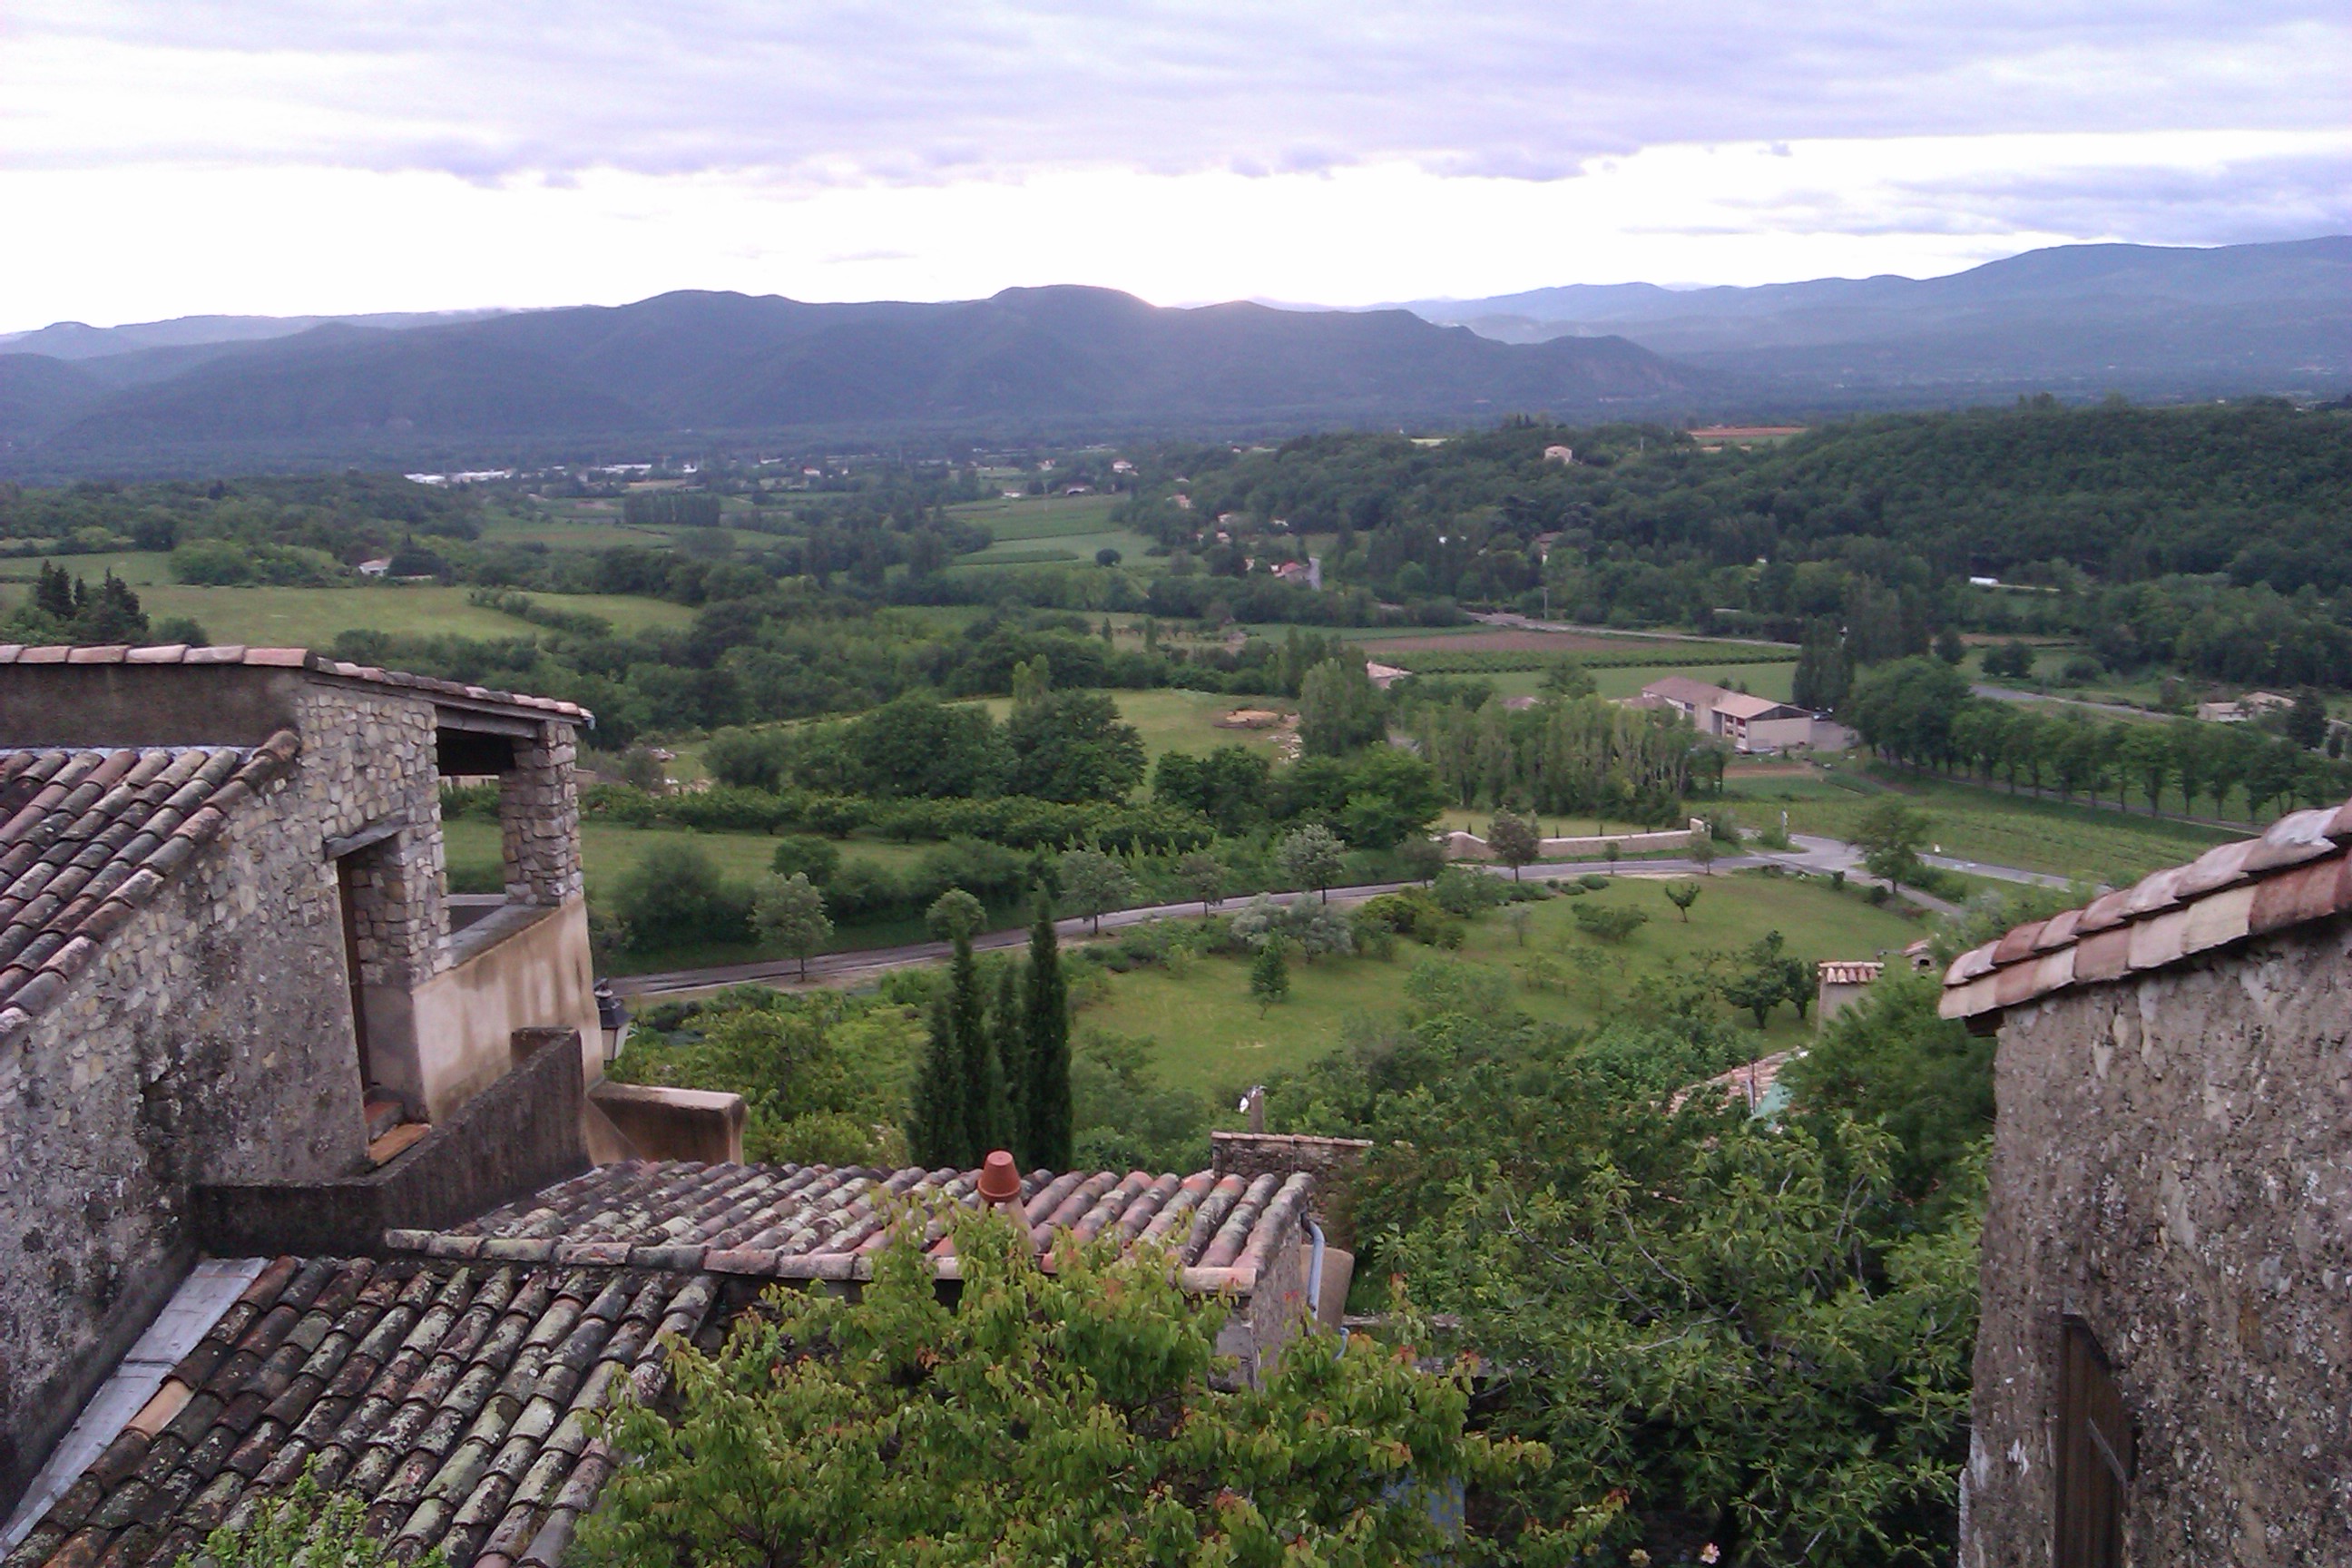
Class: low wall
1440,819,1706,863
1212,1131,1372,1248
191,1028,588,1257
589,1082,746,1162
409,898,603,1121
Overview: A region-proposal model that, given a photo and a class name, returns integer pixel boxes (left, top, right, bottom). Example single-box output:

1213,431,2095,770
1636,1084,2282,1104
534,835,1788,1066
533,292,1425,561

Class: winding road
608,834,2067,1001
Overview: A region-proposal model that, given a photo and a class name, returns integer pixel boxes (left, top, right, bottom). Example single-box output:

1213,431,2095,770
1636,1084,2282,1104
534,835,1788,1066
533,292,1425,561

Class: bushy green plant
612,839,750,951
580,1208,1563,1568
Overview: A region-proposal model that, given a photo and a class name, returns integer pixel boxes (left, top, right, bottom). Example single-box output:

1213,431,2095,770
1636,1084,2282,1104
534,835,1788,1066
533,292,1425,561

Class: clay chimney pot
977,1150,1022,1206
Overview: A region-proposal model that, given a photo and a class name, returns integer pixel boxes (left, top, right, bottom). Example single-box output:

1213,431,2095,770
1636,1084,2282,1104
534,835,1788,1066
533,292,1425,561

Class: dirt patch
1216,708,1294,730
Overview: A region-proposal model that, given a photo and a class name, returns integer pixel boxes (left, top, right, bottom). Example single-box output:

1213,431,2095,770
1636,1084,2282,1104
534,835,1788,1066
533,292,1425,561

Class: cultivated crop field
1073,870,1925,1096
1719,768,2246,885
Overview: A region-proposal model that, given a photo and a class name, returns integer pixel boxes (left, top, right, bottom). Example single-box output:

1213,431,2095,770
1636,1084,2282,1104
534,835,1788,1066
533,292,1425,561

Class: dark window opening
2056,1317,2132,1568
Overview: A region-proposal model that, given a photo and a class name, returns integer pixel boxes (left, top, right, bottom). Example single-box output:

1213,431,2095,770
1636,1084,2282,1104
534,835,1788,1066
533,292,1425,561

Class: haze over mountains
1,238,2343,478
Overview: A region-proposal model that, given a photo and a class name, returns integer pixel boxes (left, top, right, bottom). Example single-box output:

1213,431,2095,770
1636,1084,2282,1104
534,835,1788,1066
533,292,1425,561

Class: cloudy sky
5,1,2347,328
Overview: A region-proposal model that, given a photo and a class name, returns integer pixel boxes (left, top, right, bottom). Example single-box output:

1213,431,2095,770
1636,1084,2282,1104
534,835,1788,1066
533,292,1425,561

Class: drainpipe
1306,1217,1328,1337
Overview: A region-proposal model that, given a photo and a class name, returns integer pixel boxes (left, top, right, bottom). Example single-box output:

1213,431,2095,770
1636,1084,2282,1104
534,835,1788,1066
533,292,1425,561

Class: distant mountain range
0,289,1689,476
1406,237,2352,404
1,237,2344,477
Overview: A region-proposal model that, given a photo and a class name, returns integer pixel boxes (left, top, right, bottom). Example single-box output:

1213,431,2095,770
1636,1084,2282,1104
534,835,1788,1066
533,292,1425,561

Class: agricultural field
1715,766,2246,885
948,494,1161,571
1072,870,1925,1097
1,554,696,646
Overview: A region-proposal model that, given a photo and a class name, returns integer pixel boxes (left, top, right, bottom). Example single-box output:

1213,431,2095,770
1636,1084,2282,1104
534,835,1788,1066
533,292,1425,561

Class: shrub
612,839,751,951
1571,903,1650,944
824,859,906,920
1433,864,1506,916
769,835,842,883
666,785,797,833
582,782,658,826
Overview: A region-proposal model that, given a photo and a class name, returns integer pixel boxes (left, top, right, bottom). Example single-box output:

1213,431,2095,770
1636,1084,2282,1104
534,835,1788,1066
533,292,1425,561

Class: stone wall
0,764,368,1510
1962,919,2352,1565
1212,1132,1371,1247
498,723,583,906
191,1028,589,1258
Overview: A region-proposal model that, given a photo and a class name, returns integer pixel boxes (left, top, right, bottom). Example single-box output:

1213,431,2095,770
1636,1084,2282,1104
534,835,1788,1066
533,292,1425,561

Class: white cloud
1,3,2345,325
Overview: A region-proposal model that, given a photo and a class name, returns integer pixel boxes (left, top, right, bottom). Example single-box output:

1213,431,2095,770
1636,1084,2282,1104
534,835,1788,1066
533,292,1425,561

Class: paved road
609,834,2057,1000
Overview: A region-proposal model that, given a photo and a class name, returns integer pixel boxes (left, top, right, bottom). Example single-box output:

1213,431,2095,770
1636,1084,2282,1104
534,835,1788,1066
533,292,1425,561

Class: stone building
1,645,1335,1559
0,644,603,1510
1939,807,2352,1563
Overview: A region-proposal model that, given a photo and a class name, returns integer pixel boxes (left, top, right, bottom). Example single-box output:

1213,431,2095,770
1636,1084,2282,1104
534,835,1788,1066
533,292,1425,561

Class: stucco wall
407,900,602,1121
1962,919,2352,1565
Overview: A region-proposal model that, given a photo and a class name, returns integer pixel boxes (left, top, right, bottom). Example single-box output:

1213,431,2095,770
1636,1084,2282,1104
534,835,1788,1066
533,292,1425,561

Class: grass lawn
1072,871,1926,1098
967,688,1296,769
1715,768,2247,885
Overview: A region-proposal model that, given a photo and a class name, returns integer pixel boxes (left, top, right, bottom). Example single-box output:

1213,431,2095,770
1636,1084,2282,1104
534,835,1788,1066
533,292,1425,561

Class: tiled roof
1642,675,1728,708
1941,805,2341,1021
1818,960,1884,987
388,1159,1318,1295
0,1254,715,1568
0,734,300,1042
0,645,591,725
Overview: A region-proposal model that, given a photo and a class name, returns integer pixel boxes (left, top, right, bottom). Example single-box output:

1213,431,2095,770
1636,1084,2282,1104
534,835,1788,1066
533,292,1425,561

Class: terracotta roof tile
388,1158,1316,1295
0,735,299,1038
1941,799,2352,1022
1816,960,1883,986
3,1257,713,1568
0,646,592,725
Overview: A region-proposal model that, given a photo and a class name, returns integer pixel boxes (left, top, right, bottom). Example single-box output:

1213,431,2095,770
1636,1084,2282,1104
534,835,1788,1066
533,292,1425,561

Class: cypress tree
907,994,966,1169
1021,898,1072,1171
991,960,1028,1162
947,933,1007,1162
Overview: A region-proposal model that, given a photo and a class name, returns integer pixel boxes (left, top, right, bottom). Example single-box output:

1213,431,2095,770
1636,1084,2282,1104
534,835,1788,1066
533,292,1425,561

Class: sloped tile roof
1671,1049,1800,1114
1818,960,1884,987
1,1255,714,1568
1941,806,2342,1020
387,1159,1318,1295
0,645,591,725
0,734,300,1042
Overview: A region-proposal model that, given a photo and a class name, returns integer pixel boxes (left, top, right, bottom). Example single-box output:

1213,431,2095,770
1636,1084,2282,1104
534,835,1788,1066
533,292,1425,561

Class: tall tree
1058,848,1138,934
1274,823,1348,902
991,959,1027,1160
1296,657,1387,756
750,871,832,980
1021,899,1072,1170
1486,809,1541,880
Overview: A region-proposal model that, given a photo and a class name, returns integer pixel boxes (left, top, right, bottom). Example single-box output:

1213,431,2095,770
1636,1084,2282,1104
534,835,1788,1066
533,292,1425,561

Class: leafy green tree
1853,798,1932,893
1485,808,1541,880
1390,1116,1978,1567
1249,936,1291,1014
1022,899,1072,1170
613,987,918,1165
1663,880,1701,921
851,691,1006,799
2288,687,2330,750
1791,617,1852,711
769,834,841,884
750,872,831,979
1005,690,1147,802
1335,748,1447,848
1273,823,1348,902
1296,656,1387,756
1933,626,1966,664
926,887,987,943
1540,657,1596,698
1784,966,1993,1211
581,1208,1558,1568
1846,657,1973,769
1175,848,1227,913
1059,848,1138,934
612,839,748,951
